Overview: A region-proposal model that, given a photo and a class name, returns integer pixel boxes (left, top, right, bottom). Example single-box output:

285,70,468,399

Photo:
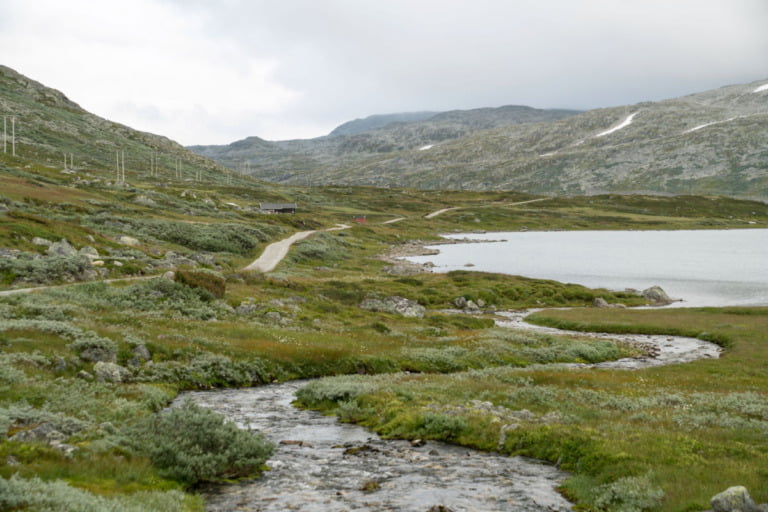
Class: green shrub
69,333,119,362
0,254,93,285
125,401,274,485
174,269,226,299
415,413,468,441
0,474,194,512
591,473,665,512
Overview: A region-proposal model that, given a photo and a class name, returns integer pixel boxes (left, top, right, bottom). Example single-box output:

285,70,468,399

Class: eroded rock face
360,296,426,318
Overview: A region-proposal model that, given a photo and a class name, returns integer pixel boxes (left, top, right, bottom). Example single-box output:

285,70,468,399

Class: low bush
125,401,274,485
174,269,226,299
0,254,93,285
0,474,196,512
591,473,665,512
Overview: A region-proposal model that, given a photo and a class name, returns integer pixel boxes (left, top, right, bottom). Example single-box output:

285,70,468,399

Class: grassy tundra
1,158,767,511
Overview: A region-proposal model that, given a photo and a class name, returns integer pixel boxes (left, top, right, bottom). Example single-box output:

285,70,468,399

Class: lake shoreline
393,229,768,308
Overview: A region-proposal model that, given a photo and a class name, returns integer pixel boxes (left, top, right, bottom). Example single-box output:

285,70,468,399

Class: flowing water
177,313,721,511
181,381,573,512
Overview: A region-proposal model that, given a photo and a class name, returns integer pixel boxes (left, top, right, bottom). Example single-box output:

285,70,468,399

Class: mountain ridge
190,79,768,200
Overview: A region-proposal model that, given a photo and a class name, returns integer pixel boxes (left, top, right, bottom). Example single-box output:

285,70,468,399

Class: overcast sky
2,0,767,145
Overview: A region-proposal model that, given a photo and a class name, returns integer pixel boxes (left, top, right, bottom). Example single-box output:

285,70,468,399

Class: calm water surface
406,229,768,307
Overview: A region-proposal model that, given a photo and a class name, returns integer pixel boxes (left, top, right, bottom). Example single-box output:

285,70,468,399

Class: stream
176,312,722,511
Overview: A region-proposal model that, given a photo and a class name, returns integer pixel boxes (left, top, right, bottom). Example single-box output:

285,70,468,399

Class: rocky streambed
180,381,572,512
177,312,722,511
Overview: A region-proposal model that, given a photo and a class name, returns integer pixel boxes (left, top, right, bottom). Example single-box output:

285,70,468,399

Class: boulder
131,344,151,362
9,422,65,443
32,236,52,247
360,296,426,318
93,362,132,383
189,252,217,266
594,297,610,308
642,286,673,305
47,239,78,257
79,246,99,259
453,296,468,309
711,486,760,512
116,235,140,246
134,195,157,207
464,300,480,312
236,302,259,315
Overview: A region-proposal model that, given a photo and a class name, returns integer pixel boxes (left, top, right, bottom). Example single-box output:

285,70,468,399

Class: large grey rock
642,286,673,305
47,239,78,257
360,296,426,318
93,362,132,383
711,486,759,512
9,422,65,443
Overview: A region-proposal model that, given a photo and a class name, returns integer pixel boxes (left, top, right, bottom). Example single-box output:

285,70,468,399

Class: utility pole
3,116,6,153
11,116,16,156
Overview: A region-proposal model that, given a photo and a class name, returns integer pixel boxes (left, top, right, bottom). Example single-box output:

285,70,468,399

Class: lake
404,229,768,307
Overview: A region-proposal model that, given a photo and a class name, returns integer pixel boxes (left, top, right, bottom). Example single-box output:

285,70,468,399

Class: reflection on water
405,229,768,307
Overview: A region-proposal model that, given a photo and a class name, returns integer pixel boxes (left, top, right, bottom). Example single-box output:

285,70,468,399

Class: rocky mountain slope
191,80,768,200
188,105,581,183
0,65,233,184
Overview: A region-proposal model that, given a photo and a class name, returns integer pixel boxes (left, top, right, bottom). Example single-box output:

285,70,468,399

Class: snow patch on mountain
753,83,768,93
419,144,434,151
595,112,638,137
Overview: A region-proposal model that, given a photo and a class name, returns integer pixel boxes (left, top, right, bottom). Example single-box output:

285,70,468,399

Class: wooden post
3,116,6,153
11,116,15,157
